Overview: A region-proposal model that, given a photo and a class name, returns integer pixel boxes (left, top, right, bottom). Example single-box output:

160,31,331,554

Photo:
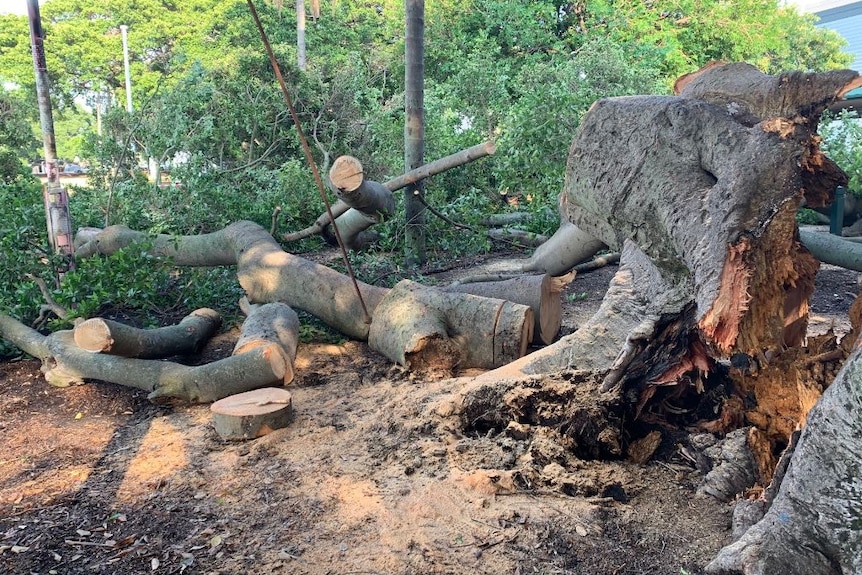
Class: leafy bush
820,111,862,197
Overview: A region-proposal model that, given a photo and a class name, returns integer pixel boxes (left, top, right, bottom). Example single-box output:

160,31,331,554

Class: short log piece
211,387,294,440
73,308,222,358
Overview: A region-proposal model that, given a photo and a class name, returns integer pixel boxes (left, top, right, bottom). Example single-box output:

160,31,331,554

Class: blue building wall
816,1,862,72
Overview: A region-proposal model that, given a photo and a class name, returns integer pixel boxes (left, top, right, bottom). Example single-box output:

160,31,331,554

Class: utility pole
404,0,425,266
27,0,75,266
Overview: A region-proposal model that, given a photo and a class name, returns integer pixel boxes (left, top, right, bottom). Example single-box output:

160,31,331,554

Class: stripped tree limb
283,141,497,242
73,308,222,358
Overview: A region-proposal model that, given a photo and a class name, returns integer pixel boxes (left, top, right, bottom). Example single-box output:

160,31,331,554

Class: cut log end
73,318,114,353
210,387,294,440
330,155,364,192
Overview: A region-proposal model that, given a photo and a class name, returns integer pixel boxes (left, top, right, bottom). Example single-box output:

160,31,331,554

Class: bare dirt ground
1,255,858,575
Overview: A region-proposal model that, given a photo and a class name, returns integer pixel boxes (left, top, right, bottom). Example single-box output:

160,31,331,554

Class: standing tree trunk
404,0,425,266
296,0,307,71
28,0,75,266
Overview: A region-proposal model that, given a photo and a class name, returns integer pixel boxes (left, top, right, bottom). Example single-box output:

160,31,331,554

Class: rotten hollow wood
73,308,222,358
444,273,574,345
368,280,533,372
211,387,294,440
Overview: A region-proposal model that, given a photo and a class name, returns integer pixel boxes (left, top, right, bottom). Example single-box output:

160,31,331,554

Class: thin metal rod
245,0,371,323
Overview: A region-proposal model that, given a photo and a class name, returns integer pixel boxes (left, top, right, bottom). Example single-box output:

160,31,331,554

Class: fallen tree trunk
445,272,574,345
71,220,533,372
75,221,388,340
799,228,862,271
368,280,533,371
283,141,496,242
73,308,222,358
461,63,860,492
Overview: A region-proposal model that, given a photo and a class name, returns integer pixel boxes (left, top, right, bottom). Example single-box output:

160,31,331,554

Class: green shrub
820,111,862,197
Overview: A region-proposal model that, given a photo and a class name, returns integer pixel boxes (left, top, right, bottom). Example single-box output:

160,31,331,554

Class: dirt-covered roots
459,372,624,461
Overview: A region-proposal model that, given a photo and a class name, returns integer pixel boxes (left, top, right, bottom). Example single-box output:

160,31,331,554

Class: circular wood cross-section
210,387,293,440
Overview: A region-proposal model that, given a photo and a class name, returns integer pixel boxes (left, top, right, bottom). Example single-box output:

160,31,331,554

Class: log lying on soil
211,387,294,440
368,280,533,371
0,312,50,360
284,141,497,242
234,301,300,383
73,308,222,358
75,221,389,340
43,330,287,402
467,195,608,277
799,228,862,272
444,272,574,345
72,220,535,371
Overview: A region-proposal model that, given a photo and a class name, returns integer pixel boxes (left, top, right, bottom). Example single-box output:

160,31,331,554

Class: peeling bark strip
73,308,222,358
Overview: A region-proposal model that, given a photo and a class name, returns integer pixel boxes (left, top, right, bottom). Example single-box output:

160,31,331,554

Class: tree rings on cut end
210,387,293,440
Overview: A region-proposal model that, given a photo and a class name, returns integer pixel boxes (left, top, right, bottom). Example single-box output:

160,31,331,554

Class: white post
120,24,132,113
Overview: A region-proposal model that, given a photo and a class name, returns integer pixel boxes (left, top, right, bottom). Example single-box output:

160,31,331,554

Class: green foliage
820,112,862,197
495,38,663,206
0,87,39,182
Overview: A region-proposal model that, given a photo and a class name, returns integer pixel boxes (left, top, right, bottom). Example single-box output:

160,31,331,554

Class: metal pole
120,24,133,113
404,0,425,266
27,0,75,266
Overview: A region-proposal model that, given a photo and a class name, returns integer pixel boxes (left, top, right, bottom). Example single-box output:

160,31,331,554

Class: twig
573,252,620,273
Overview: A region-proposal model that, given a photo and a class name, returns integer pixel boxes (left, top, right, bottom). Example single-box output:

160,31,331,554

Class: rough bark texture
563,93,819,358
706,344,862,575
73,308,222,358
